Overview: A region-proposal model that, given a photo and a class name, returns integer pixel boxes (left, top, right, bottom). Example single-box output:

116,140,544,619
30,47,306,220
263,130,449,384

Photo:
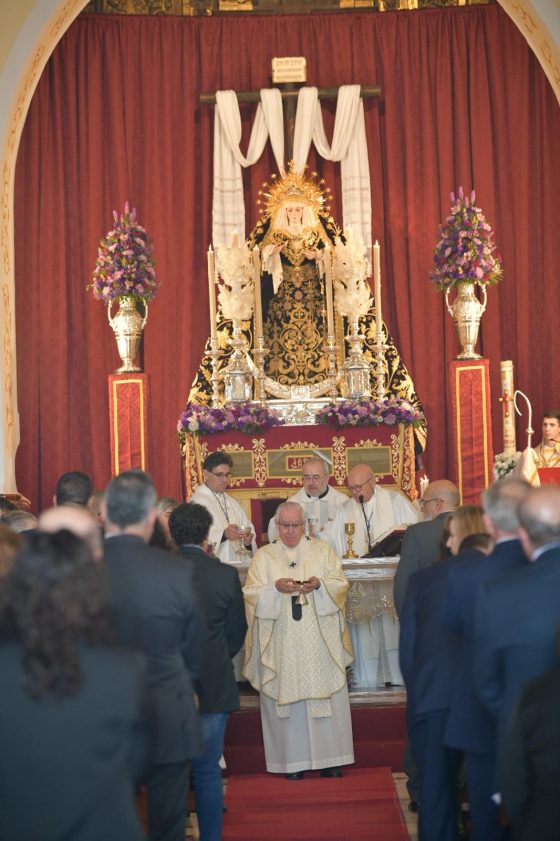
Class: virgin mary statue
188,165,426,450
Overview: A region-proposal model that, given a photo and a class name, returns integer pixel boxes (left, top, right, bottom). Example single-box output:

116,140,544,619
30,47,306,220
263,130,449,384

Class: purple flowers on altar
314,397,424,429
430,188,503,291
89,202,159,302
177,402,284,438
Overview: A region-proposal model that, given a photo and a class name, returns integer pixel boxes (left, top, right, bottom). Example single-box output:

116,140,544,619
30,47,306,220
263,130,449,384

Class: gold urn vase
445,281,487,360
108,295,148,373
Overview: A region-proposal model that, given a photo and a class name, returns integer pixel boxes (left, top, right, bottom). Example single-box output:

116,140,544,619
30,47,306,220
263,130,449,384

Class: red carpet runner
222,767,409,840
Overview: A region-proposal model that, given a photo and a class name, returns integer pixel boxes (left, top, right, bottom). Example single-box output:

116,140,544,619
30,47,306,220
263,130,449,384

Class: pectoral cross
200,67,381,160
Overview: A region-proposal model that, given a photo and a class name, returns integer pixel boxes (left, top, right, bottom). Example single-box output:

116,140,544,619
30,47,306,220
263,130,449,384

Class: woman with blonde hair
446,505,490,556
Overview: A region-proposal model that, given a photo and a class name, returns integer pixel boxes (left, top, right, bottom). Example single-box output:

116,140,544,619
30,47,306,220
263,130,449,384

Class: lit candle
231,230,239,249
207,245,217,340
324,245,335,337
373,240,382,334
252,246,263,341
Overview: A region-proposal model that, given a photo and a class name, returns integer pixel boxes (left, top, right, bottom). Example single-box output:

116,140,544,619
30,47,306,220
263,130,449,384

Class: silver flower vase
445,281,487,360
108,295,148,373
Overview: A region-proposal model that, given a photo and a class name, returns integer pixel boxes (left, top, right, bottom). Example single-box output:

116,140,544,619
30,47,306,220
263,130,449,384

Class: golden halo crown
256,161,331,221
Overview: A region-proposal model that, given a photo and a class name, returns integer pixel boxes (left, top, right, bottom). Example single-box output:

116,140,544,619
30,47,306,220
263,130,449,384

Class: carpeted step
222,767,409,840
224,705,406,775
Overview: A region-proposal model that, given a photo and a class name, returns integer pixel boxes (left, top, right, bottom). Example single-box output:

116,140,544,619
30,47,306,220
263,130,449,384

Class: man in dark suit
501,653,560,841
442,477,530,841
474,484,560,794
394,478,459,809
399,548,463,841
169,502,247,841
103,470,206,841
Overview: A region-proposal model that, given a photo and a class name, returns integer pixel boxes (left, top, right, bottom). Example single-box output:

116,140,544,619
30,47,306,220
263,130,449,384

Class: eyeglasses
211,471,231,479
277,522,304,530
420,497,440,509
348,477,374,493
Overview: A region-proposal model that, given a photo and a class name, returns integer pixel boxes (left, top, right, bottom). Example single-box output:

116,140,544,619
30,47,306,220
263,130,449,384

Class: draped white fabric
293,85,372,269
212,85,372,267
212,88,284,245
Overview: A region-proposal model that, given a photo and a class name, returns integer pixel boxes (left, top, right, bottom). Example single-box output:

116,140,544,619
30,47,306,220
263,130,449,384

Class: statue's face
285,204,304,225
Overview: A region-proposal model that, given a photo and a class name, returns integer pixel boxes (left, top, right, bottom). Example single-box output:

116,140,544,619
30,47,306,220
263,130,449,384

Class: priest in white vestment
267,457,347,543
243,501,354,779
323,464,418,688
190,451,256,565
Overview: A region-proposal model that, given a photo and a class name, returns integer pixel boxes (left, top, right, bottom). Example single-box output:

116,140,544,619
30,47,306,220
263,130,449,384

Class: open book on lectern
361,525,409,558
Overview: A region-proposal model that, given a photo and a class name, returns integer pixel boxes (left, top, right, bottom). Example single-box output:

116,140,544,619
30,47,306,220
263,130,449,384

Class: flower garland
89,202,158,302
315,397,425,429
430,188,503,291
178,402,284,438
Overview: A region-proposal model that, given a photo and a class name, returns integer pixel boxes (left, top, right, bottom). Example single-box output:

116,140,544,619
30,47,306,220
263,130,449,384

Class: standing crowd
1,426,560,841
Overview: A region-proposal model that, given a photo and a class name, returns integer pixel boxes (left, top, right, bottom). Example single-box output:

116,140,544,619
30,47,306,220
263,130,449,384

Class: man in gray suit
393,480,460,617
393,478,459,810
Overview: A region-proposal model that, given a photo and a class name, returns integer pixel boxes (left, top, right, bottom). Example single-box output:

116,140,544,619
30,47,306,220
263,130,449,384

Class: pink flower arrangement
177,402,284,439
89,202,158,302
315,397,424,429
430,188,503,291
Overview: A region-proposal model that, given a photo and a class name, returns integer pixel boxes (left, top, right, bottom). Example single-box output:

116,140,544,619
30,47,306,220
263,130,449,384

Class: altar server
190,451,256,564
243,501,354,779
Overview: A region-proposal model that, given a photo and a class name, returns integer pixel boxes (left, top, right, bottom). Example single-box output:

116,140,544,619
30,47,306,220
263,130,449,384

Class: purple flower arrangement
89,202,158,302
315,397,425,429
430,188,503,291
178,402,285,438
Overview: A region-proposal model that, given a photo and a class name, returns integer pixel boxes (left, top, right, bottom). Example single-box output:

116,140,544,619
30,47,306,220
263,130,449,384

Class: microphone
359,494,372,553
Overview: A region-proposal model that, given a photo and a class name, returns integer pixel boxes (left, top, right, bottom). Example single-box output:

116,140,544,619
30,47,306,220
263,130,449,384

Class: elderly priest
324,464,418,688
243,501,354,780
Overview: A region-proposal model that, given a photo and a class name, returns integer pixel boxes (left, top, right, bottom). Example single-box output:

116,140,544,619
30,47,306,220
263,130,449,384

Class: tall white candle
207,246,217,340
373,240,382,333
252,246,263,341
324,245,335,337
231,230,239,249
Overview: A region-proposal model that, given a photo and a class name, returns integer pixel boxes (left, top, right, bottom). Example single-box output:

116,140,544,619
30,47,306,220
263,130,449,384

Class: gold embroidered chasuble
243,538,353,717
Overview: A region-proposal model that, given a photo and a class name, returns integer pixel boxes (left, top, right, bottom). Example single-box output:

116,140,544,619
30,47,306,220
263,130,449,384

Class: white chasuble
243,537,355,772
189,483,255,565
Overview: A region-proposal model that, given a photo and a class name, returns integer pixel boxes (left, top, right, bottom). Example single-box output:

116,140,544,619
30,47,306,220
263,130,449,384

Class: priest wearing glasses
243,501,354,780
190,452,256,564
323,464,418,689
324,464,418,559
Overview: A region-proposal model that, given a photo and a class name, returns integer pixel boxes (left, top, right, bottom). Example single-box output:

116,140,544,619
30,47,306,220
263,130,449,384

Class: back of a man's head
518,485,560,550
39,505,102,561
482,476,531,535
2,509,38,534
54,471,93,508
104,470,157,529
169,502,212,548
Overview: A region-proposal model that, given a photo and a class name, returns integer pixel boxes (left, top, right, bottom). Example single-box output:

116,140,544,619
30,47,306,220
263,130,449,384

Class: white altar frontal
234,554,401,690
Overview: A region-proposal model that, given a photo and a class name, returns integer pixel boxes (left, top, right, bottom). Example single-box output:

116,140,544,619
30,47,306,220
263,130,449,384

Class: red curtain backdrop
14,7,560,510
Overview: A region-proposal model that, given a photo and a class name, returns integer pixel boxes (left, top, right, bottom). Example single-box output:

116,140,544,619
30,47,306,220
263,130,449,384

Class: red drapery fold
14,7,560,510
